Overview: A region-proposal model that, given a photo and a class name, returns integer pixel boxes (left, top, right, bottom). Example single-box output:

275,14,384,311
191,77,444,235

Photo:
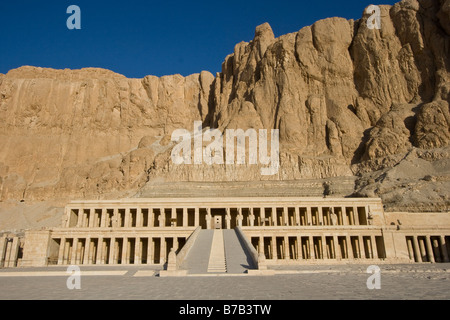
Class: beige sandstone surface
0,0,449,231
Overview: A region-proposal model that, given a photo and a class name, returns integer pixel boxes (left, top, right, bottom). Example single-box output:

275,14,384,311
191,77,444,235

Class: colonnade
250,233,385,261
63,205,372,230
53,236,186,266
406,235,450,263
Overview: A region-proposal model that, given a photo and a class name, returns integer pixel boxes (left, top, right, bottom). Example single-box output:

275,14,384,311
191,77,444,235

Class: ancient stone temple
3,196,448,272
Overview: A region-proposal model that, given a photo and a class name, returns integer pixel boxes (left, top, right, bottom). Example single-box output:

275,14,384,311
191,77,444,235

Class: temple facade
1,197,450,269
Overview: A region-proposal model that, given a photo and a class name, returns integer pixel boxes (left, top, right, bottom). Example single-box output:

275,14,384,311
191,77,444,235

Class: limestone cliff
0,0,449,230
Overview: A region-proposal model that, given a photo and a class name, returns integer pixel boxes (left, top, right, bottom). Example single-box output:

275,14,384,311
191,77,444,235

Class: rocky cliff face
0,0,449,227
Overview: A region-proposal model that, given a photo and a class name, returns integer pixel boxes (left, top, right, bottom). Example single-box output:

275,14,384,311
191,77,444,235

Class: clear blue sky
0,0,397,78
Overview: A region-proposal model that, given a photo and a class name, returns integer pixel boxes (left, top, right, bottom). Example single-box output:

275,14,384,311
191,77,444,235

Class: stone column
237,208,243,227
321,236,327,259
160,237,166,265
249,208,255,227
306,207,312,225
159,209,166,227
318,207,324,226
295,207,300,226
108,238,115,265
170,208,176,227
135,237,141,265
206,208,212,229
297,236,303,260
63,239,71,265
57,237,66,265
418,237,427,262
370,236,378,259
121,237,128,265
272,207,277,226
284,236,290,260
182,208,188,227
412,236,421,262
136,207,142,228
76,209,83,227
432,238,441,262
70,238,78,264
333,235,341,260
149,208,154,228
425,236,435,263
283,207,288,226
309,236,315,260
271,236,277,260
440,236,449,262
100,208,107,228
342,207,348,225
98,238,105,265
83,238,91,265
259,236,264,254
353,206,360,225
147,237,153,264
7,238,20,267
0,236,6,267
260,208,266,226
346,236,354,260
358,235,364,259
194,208,200,227
123,208,131,228
225,208,231,229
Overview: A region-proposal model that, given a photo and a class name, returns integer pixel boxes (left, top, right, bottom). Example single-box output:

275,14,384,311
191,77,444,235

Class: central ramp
181,229,255,275
207,230,227,273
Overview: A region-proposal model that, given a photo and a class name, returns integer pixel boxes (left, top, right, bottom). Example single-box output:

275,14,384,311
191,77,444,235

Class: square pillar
321,236,327,259
98,238,105,265
309,236,315,260
333,235,341,260
284,236,290,260
342,207,349,225
297,236,303,260
135,237,141,265
83,238,91,265
260,208,266,226
283,207,288,226
70,238,79,264
136,207,142,228
121,237,128,265
124,208,131,228
271,236,277,260
182,208,188,227
194,208,200,227
147,237,153,264
100,208,107,228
